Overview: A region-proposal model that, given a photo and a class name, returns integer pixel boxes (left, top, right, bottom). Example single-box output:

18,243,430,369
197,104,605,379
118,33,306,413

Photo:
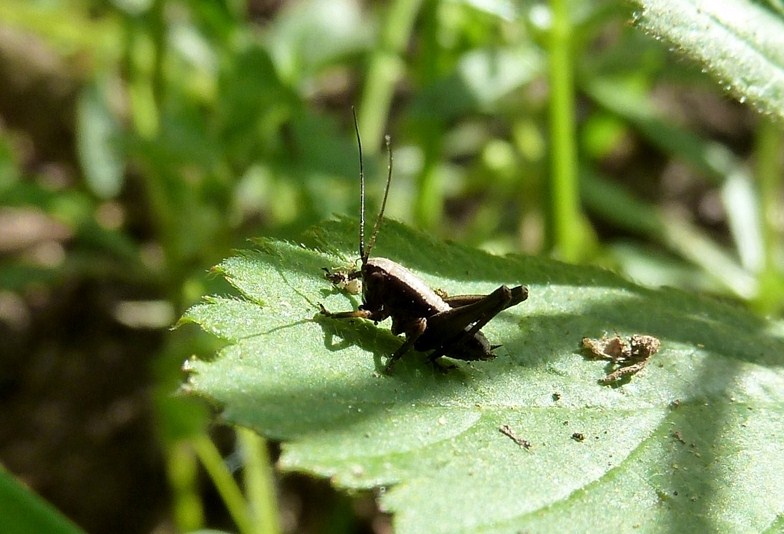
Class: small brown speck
571,432,585,442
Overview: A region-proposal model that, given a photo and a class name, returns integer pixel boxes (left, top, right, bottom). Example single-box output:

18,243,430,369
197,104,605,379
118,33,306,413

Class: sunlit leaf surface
182,218,784,533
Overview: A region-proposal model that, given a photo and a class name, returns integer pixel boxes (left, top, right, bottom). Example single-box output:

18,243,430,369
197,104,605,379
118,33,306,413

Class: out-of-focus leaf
587,80,766,275
720,169,765,272
0,468,84,534
450,0,519,21
412,46,543,118
76,77,125,198
608,241,724,293
458,46,543,108
267,0,369,86
581,169,758,298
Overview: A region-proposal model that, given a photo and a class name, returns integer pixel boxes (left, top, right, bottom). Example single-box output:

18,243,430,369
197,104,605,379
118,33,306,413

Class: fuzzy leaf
631,0,784,121
181,218,784,532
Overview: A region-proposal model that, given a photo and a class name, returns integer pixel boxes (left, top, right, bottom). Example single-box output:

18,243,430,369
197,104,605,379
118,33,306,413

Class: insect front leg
318,304,387,323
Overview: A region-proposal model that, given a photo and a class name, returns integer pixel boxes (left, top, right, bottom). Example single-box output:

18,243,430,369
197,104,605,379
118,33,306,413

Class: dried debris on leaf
581,334,661,384
499,424,531,450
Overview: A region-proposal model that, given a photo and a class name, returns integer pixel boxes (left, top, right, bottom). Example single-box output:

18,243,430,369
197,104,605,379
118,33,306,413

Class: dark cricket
319,109,528,373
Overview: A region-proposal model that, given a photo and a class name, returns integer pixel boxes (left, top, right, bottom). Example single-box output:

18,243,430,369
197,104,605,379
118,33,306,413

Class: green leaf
412,46,544,118
267,0,369,87
182,218,784,532
0,468,84,534
630,0,784,121
76,76,125,199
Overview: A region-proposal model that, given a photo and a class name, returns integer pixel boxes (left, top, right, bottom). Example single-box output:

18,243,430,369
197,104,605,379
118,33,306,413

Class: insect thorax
363,257,450,315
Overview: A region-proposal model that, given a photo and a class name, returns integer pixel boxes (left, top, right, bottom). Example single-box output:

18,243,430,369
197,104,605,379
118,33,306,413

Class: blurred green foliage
1,0,783,531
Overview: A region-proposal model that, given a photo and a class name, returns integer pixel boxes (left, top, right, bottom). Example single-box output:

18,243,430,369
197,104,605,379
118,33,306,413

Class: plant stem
548,0,580,261
359,0,423,153
753,118,784,311
193,434,254,534
238,428,281,534
165,440,204,532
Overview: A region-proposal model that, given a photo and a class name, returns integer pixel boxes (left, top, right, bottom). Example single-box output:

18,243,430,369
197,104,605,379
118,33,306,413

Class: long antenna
365,134,392,259
352,107,366,261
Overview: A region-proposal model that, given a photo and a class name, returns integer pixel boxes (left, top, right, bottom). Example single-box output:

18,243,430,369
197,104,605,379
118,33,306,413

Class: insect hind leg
424,285,516,342
421,285,522,363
